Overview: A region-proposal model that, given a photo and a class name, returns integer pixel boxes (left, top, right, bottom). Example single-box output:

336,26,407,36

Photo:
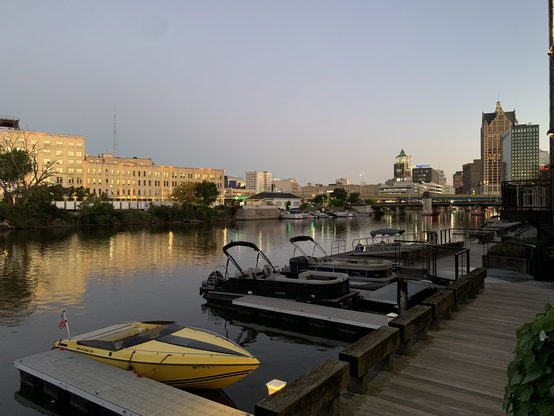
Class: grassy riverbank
0,200,237,229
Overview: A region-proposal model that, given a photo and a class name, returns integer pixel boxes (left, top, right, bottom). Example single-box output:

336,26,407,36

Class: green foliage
489,238,546,259
330,187,348,201
0,149,33,203
503,303,554,415
347,192,361,206
78,198,123,225
194,181,219,205
171,182,197,202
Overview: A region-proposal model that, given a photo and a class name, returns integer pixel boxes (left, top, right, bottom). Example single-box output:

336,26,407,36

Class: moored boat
200,241,360,308
286,236,396,289
52,321,259,389
280,208,304,219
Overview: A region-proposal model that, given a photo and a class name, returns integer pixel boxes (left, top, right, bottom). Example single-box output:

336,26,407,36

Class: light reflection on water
0,212,486,415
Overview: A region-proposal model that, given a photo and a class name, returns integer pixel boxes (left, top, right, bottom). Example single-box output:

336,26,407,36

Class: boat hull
53,322,259,389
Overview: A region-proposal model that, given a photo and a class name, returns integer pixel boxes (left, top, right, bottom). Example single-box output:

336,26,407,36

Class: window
76,160,82,166
44,141,50,147
76,143,82,148
76,151,82,157
56,150,63,156
56,177,63,184
68,177,74,184
56,141,63,147
68,142,74,148
76,178,82,184
43,149,51,155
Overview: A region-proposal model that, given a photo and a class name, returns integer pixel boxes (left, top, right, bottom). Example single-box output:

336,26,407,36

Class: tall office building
481,102,517,195
501,124,540,181
462,159,482,195
393,149,412,181
245,171,273,193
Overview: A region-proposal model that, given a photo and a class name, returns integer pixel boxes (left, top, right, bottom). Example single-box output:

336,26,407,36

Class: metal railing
502,180,553,212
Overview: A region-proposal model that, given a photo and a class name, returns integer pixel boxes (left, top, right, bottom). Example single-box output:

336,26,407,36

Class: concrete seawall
235,206,281,220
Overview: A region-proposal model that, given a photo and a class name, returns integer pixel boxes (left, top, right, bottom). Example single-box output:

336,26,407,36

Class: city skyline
2,1,549,186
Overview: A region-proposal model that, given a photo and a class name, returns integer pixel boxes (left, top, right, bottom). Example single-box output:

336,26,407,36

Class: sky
2,1,550,186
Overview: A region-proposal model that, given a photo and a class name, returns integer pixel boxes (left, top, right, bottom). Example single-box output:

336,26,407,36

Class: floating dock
15,349,250,416
232,295,388,331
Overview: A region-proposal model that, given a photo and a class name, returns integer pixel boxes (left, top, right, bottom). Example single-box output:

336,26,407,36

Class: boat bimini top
289,236,330,263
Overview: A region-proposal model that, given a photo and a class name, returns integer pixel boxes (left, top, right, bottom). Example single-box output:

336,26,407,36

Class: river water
0,211,486,415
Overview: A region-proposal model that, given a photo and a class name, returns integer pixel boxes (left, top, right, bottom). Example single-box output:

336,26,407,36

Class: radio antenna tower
113,109,118,156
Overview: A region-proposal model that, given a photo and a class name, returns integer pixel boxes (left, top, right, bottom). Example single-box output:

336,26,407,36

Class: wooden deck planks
340,282,551,416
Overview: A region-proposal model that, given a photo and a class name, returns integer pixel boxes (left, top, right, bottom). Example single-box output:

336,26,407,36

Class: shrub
503,303,554,415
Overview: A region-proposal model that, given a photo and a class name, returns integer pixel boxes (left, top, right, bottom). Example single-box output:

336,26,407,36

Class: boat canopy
369,229,405,237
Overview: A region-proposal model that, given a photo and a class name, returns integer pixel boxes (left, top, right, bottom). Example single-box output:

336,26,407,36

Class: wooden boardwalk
339,282,554,416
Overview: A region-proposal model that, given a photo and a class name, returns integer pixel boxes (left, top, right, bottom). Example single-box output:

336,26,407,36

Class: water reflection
2,213,487,415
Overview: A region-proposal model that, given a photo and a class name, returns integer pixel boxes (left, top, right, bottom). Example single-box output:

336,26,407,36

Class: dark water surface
0,212,485,415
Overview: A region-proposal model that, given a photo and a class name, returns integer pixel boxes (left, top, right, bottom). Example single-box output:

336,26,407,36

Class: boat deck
232,295,388,329
15,349,249,416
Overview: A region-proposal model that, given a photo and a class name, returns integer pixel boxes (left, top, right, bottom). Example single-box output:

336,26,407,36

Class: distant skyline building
462,159,482,195
481,101,517,195
273,178,300,193
245,171,273,193
412,167,440,185
501,124,540,181
225,175,245,189
394,149,412,181
453,171,463,194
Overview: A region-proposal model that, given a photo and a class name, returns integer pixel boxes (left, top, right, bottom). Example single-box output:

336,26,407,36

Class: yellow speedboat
52,321,259,389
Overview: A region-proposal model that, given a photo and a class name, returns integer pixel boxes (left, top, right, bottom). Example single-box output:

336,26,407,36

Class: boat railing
330,239,347,255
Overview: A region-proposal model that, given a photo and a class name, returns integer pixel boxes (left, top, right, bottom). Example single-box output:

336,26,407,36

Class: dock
15,349,250,416
232,295,388,330
338,280,553,416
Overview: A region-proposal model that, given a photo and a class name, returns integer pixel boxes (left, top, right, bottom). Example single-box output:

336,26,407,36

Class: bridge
371,195,501,215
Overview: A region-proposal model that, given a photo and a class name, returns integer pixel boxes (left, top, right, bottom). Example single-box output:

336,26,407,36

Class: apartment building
0,122,225,203
501,124,540,181
84,153,224,202
245,171,273,193
0,128,86,187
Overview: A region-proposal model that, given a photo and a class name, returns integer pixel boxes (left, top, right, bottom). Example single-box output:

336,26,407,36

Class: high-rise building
462,159,482,195
481,101,517,195
412,167,440,184
501,124,540,181
393,149,412,180
453,171,463,194
245,171,273,193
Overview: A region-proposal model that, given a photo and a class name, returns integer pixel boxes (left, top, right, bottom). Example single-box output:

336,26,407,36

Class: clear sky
2,1,549,186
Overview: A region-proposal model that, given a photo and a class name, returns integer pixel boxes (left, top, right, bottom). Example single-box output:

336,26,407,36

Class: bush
504,303,554,415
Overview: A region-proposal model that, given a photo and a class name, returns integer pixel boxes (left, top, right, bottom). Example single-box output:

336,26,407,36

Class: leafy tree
194,181,219,205
0,149,33,204
330,188,348,201
348,192,361,206
313,194,325,205
171,183,197,203
0,130,57,204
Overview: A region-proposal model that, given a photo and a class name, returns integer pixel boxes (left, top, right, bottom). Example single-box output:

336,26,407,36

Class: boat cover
369,229,405,237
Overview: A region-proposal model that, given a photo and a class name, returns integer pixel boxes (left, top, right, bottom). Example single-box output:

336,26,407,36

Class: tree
194,181,219,205
0,148,33,204
330,188,348,201
313,194,325,205
0,130,57,204
171,183,197,203
348,192,361,206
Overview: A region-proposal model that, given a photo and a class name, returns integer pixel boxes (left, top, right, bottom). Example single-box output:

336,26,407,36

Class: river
0,210,486,415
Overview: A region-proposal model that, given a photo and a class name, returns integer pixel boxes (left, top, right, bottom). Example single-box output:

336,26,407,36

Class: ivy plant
503,303,554,416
